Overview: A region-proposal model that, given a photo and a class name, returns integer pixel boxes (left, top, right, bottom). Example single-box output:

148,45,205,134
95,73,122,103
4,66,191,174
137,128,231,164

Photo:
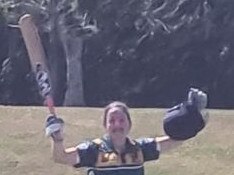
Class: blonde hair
103,101,131,127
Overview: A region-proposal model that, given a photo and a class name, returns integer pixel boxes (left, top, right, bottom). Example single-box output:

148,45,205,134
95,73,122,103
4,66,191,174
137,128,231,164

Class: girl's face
105,107,131,139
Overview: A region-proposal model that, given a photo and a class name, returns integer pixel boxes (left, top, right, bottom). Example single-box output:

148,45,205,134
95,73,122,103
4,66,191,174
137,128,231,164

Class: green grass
0,106,234,175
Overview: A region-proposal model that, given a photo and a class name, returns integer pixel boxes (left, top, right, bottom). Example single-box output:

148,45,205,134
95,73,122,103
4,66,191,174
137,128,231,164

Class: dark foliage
1,0,234,108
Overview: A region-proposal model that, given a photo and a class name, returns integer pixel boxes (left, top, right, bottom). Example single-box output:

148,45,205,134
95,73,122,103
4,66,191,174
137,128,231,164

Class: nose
113,120,121,127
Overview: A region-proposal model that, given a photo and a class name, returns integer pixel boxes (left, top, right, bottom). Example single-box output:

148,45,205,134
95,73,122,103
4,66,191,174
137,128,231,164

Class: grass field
0,106,234,175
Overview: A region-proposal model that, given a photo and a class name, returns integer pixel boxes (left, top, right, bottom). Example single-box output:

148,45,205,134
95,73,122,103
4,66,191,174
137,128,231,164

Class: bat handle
44,95,56,115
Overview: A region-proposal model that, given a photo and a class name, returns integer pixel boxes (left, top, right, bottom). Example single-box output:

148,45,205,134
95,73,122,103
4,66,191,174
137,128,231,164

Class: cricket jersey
74,135,160,175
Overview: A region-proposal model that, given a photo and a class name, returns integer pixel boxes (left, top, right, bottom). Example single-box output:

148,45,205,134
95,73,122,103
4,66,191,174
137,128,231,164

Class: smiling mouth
112,128,124,133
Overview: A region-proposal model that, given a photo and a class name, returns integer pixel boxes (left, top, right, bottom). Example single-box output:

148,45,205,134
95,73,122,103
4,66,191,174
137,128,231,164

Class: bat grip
44,95,56,115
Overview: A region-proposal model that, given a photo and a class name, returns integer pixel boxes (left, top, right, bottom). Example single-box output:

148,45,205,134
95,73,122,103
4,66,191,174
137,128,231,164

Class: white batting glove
188,88,208,111
45,115,64,138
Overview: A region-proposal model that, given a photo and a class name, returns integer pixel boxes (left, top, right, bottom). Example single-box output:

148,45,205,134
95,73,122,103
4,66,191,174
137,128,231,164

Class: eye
109,118,115,124
119,118,125,123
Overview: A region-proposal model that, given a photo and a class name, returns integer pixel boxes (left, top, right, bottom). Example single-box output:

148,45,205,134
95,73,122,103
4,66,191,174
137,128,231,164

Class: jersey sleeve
135,138,160,162
73,140,99,168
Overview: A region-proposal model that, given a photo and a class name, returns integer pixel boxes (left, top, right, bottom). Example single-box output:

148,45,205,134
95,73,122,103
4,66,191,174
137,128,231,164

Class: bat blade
18,14,48,72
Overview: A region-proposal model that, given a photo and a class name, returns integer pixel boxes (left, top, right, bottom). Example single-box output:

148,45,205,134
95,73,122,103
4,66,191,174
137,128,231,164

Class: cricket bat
18,14,55,115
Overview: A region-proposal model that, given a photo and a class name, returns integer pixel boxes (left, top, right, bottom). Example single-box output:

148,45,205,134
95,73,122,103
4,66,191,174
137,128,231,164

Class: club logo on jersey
101,153,118,162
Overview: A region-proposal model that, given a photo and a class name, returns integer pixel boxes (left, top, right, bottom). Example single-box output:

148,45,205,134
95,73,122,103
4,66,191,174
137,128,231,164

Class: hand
188,88,208,111
45,115,64,141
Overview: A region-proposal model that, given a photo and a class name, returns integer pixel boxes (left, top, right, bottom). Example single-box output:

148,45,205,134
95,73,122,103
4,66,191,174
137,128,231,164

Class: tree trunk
62,36,85,106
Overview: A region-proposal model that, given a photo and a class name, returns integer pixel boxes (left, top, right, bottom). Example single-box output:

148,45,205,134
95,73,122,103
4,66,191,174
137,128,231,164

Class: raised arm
155,135,183,153
45,115,79,166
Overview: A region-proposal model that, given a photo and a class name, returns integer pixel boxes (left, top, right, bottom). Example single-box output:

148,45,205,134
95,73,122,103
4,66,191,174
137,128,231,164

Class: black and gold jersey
74,135,160,175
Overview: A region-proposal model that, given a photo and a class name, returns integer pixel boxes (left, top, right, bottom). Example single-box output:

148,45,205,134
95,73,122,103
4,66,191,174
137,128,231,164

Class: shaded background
0,0,234,108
